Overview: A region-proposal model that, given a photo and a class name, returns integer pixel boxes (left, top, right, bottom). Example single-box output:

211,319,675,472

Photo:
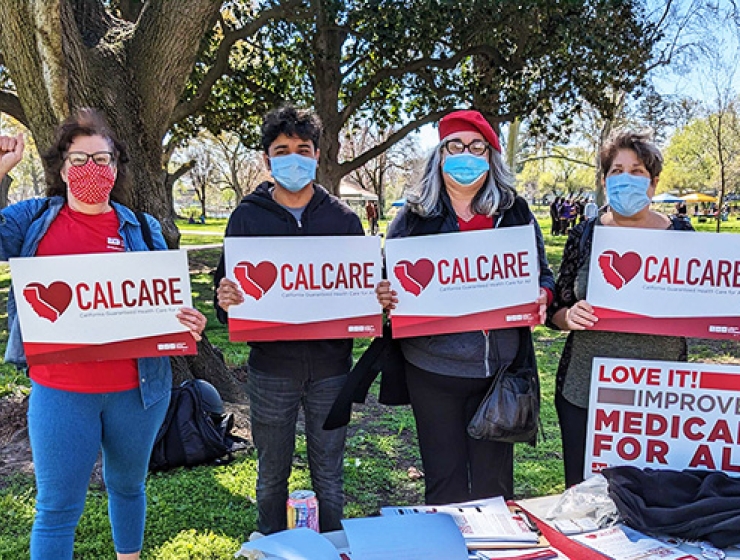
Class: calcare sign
224,236,382,341
384,225,540,338
587,227,740,339
10,250,196,365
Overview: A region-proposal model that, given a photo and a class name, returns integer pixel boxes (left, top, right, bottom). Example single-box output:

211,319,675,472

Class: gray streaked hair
406,142,517,218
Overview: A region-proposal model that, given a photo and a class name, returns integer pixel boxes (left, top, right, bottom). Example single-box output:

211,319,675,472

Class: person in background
675,201,686,217
559,198,572,235
583,197,599,220
546,130,693,487
0,109,206,560
549,196,561,235
215,106,363,534
376,109,554,505
365,199,378,234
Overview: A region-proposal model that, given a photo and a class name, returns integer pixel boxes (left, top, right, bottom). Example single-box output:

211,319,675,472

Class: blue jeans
27,382,169,559
247,368,348,534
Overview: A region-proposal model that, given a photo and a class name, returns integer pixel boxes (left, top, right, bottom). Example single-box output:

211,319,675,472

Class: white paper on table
234,527,341,559
571,526,696,560
381,496,538,543
342,513,468,560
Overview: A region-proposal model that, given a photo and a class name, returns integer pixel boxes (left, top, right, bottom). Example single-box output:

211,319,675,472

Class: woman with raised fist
0,108,205,560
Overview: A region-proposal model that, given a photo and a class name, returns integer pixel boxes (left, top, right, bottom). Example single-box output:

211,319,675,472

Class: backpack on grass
149,379,249,472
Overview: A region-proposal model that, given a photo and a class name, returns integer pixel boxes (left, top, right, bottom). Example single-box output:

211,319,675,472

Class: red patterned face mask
67,161,116,204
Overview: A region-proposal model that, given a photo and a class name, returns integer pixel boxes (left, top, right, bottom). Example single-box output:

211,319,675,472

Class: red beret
438,110,501,153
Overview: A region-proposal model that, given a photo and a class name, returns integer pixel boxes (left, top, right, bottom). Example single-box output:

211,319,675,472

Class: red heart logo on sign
393,258,435,296
23,281,73,322
598,250,642,290
234,261,278,300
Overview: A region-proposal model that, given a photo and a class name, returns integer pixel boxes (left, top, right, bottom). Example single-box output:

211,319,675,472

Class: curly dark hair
600,129,663,180
261,105,322,153
42,108,130,204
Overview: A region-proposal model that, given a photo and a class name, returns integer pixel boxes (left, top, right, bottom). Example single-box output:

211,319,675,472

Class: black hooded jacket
214,181,365,379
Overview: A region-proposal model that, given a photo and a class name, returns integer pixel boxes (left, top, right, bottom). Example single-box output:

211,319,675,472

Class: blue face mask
442,153,490,186
606,173,651,217
270,153,317,193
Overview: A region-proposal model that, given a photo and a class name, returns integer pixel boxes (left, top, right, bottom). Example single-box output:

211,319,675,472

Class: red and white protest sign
10,250,196,365
585,357,740,478
224,236,382,341
587,227,740,339
384,226,540,338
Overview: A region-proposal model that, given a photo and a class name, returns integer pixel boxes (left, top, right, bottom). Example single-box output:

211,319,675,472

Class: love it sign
384,226,540,338
587,227,740,339
224,236,382,341
585,357,740,477
10,250,196,365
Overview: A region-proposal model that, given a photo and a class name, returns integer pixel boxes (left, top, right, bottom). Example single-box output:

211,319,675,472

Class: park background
2,0,740,558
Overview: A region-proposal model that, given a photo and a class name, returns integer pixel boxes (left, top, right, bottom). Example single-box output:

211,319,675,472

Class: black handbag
467,330,540,443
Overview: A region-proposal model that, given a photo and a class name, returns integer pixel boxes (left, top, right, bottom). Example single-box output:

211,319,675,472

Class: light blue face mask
270,153,317,193
442,153,490,186
606,173,651,217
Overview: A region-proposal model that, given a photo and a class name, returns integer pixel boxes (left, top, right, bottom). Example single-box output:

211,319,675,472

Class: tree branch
339,45,507,126
0,91,29,126
168,159,196,184
338,110,448,177
170,0,303,126
518,154,596,168
130,0,224,137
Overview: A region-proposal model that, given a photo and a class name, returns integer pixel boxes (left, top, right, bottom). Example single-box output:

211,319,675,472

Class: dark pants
555,390,589,488
247,368,347,534
406,363,514,505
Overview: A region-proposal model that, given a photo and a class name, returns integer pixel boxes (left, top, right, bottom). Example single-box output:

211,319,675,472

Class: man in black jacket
215,106,363,535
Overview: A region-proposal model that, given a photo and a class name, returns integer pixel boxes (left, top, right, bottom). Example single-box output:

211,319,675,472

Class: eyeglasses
65,151,115,167
442,139,490,157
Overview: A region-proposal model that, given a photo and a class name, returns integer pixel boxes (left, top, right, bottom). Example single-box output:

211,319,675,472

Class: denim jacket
0,196,173,408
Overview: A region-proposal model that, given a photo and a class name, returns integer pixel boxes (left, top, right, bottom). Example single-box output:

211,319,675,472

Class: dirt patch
0,392,253,490
0,394,34,485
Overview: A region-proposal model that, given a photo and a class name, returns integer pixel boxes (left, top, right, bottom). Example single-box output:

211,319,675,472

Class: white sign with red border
585,357,740,478
224,236,382,341
384,226,540,338
587,227,740,339
9,250,196,365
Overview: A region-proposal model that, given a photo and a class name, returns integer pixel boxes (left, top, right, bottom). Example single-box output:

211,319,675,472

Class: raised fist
0,134,25,178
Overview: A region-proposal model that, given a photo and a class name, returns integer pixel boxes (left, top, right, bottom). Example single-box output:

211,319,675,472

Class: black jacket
214,181,364,379
387,192,555,378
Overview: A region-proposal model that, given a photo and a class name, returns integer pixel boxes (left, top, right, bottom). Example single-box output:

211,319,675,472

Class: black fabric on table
603,466,740,548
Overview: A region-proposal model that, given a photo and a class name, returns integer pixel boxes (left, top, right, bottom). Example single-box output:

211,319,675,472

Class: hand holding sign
564,300,598,330
375,279,398,314
217,277,245,311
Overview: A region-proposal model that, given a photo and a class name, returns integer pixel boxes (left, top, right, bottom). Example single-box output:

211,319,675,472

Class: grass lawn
0,213,738,558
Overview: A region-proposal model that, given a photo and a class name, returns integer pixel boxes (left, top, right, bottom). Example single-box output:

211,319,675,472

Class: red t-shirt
31,205,139,393
457,213,494,231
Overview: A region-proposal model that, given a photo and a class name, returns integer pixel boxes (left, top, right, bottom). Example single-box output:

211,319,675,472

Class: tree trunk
0,176,11,209
171,333,244,402
312,0,344,195
0,0,238,399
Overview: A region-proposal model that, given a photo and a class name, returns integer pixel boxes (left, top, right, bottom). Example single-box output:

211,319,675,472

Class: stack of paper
571,526,700,560
381,496,540,547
